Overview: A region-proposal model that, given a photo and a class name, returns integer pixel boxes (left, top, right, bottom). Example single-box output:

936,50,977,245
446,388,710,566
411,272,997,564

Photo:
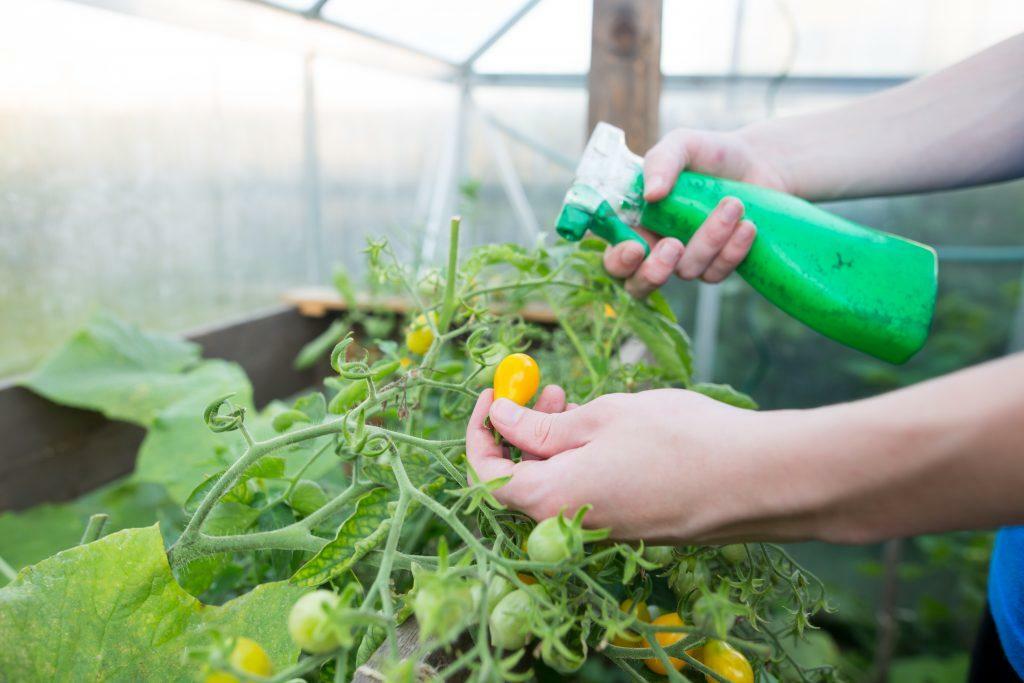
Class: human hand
466,386,806,543
605,128,791,297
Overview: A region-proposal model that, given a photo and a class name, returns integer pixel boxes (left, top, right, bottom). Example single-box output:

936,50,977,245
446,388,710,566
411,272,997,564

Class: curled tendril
337,360,374,380
330,335,355,374
203,393,245,433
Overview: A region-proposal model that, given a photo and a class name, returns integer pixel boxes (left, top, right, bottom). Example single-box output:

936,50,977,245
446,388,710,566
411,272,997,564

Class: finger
465,389,513,484
702,220,757,283
625,238,684,299
602,241,646,278
523,385,568,460
567,403,579,410
533,384,567,414
676,197,744,280
489,397,599,457
643,131,690,201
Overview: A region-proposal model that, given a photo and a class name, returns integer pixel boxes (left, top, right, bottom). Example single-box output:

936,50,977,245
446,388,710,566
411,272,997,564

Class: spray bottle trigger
555,183,650,257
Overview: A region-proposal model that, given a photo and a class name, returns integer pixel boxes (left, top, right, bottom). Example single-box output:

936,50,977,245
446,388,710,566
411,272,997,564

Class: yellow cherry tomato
702,639,754,683
492,353,540,406
643,613,698,675
230,637,273,677
205,674,238,683
205,636,273,683
603,303,617,318
405,313,436,355
611,599,652,647
399,356,413,369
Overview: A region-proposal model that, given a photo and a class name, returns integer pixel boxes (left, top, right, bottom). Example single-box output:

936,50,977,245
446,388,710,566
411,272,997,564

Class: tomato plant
0,217,837,682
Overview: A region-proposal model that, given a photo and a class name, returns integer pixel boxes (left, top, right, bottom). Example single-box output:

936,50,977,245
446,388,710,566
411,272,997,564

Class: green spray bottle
556,123,937,364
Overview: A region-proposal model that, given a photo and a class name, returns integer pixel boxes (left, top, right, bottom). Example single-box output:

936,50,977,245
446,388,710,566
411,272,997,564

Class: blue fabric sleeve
989,527,1024,679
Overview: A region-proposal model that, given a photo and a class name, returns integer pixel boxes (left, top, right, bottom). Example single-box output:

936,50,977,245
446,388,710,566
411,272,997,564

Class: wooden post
587,0,663,153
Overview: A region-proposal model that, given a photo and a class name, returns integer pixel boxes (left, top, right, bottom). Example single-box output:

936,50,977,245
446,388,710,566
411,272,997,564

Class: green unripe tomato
720,544,748,565
288,590,341,654
471,574,514,615
288,479,328,517
643,545,676,567
526,517,572,566
541,640,585,674
413,575,475,644
489,588,538,650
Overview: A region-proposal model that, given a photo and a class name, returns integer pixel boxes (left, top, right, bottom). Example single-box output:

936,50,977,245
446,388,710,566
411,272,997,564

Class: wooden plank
0,387,145,512
587,0,664,152
188,306,335,407
353,617,469,683
0,307,335,512
283,286,560,324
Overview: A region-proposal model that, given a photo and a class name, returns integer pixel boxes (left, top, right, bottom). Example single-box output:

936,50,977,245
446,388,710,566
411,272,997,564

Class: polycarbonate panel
0,1,310,377
463,87,587,248
474,0,591,74
663,0,1024,76
313,59,455,274
320,0,528,63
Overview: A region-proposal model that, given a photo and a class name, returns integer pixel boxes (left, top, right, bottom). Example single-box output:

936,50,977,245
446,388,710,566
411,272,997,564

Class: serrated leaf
646,290,677,323
0,525,304,680
290,487,393,586
691,382,758,410
625,304,693,385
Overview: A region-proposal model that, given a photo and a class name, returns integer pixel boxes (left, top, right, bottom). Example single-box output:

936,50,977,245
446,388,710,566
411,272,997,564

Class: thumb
489,398,591,457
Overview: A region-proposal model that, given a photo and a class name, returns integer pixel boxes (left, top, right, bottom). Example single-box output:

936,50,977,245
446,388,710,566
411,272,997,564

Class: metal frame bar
480,104,543,241
463,0,544,68
242,0,459,67
469,72,910,89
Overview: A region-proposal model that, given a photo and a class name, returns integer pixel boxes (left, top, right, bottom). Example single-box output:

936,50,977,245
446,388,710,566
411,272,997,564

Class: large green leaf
0,525,304,680
290,487,393,587
0,478,180,580
22,312,225,426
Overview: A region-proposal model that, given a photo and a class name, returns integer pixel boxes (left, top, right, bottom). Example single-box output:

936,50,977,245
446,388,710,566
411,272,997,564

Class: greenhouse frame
2,1,1024,682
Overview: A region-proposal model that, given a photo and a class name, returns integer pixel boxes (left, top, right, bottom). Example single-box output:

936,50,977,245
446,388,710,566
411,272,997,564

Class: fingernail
622,243,644,266
720,198,743,222
655,240,682,265
491,398,524,425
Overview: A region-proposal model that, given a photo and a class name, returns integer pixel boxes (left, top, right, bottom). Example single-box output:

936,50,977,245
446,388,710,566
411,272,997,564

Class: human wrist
735,121,803,198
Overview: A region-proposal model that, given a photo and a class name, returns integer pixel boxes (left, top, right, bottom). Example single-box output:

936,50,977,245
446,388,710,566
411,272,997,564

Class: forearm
760,353,1024,544
739,33,1024,201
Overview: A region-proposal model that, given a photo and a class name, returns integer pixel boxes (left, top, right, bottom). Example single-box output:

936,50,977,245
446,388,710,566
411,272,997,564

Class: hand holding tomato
466,387,809,543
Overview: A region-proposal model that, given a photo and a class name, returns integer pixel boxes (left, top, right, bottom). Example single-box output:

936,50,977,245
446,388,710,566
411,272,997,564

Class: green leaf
21,312,241,426
646,290,678,323
0,478,180,580
624,304,693,385
691,382,758,410
290,487,393,587
0,525,304,680
245,455,287,480
294,392,327,424
294,320,348,370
